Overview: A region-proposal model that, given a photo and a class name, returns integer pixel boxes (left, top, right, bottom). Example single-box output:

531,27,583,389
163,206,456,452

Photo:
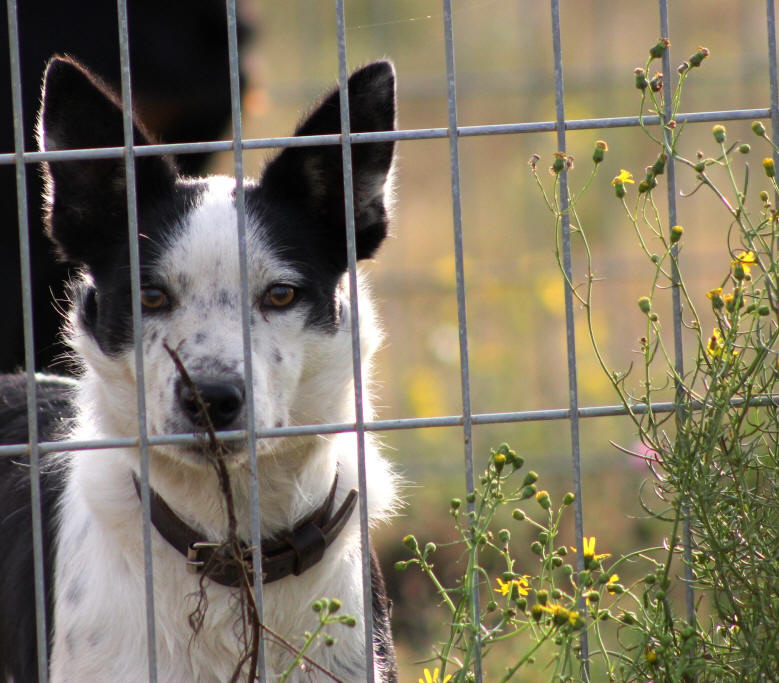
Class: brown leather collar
132,473,358,587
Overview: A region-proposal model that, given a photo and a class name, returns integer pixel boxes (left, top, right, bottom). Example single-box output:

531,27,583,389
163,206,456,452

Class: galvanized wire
550,0,589,674
115,1,158,679
334,1,377,678
5,0,49,679
441,0,483,677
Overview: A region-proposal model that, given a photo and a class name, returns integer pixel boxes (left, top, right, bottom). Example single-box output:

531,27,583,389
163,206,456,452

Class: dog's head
38,56,395,464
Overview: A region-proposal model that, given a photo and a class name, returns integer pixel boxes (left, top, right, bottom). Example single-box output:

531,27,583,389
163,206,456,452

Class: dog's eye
140,287,169,311
262,285,296,309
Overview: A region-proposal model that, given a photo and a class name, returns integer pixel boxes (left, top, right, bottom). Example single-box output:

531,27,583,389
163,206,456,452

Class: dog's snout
176,378,245,430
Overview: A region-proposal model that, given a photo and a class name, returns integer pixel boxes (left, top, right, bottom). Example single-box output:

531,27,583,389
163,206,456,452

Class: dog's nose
176,378,245,430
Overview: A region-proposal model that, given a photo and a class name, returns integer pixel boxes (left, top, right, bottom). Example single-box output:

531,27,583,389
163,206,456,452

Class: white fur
50,178,397,682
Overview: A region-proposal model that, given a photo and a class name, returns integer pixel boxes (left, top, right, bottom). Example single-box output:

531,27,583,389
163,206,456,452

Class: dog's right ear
38,56,176,269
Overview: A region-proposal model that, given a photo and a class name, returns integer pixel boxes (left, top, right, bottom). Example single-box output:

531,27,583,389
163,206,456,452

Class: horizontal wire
3,394,775,458
1,107,770,165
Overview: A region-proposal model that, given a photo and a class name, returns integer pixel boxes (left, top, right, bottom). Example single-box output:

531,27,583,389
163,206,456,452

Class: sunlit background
213,1,771,678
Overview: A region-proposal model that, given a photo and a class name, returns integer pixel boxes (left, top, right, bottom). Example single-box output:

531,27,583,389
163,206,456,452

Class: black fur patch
250,61,396,330
0,375,74,681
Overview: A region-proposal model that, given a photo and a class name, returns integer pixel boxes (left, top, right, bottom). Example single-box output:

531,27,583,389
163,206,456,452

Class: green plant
403,38,778,683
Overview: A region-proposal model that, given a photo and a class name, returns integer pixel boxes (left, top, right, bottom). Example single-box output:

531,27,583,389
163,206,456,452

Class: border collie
0,56,398,682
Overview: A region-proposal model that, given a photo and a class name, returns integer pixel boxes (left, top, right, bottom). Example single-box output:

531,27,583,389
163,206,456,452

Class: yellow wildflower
732,250,757,278
706,328,724,357
419,667,452,683
495,575,531,598
706,287,723,300
606,573,620,594
611,169,635,186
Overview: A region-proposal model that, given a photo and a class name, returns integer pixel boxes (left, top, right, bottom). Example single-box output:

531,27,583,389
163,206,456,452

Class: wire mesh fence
4,0,778,680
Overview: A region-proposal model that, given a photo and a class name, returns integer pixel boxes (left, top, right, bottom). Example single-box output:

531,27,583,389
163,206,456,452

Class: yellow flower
611,169,635,186
495,575,531,597
419,667,452,683
731,250,757,278
705,287,722,300
606,573,620,594
706,328,724,357
571,536,611,568
537,603,582,627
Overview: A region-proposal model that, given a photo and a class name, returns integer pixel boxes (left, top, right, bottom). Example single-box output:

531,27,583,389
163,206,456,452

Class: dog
0,56,399,682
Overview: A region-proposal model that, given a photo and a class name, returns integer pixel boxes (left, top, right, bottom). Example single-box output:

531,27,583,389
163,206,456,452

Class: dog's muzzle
175,376,246,430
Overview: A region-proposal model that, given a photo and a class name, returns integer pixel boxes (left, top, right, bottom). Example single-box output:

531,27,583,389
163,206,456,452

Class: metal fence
3,0,779,680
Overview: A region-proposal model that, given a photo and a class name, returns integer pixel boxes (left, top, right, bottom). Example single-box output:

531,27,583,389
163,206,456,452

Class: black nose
176,378,245,429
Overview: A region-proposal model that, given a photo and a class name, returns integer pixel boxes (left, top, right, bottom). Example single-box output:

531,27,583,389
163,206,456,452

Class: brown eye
140,287,169,311
263,284,296,309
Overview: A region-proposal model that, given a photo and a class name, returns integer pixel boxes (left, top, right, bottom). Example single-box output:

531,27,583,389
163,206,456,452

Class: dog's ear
259,61,396,264
38,56,176,268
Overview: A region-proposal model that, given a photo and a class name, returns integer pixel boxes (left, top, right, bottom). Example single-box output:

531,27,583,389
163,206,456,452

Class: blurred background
3,1,776,679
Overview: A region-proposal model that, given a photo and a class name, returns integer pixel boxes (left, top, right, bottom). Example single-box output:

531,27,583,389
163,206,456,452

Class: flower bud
651,154,667,176
531,604,544,621
512,508,525,521
614,181,626,199
739,143,750,154
498,528,510,543
649,73,663,92
670,224,683,244
760,190,770,203
402,534,419,552
592,140,608,164
520,484,536,500
450,497,461,511
551,153,566,174
689,46,709,68
536,589,548,605
340,615,357,627
634,67,649,90
585,590,600,603
522,471,538,486
649,38,670,59
637,296,652,314
763,157,775,178
423,542,437,557
619,611,636,625
394,561,408,572
466,492,476,504
758,304,771,316
328,598,341,613
712,125,726,143
562,491,575,506
535,490,551,510
530,541,544,555
752,121,767,136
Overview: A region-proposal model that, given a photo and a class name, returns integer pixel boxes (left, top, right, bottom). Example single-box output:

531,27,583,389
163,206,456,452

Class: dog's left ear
38,56,176,269
259,61,396,263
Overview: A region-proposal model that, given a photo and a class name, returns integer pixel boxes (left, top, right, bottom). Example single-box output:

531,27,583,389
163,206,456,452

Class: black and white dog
0,56,399,681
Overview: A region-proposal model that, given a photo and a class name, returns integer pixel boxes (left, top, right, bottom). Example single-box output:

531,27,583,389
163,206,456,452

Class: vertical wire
658,0,696,627
550,0,589,674
115,2,158,680
224,0,267,677
441,0,482,678
551,0,590,680
767,0,779,171
334,2,376,680
6,1,49,678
